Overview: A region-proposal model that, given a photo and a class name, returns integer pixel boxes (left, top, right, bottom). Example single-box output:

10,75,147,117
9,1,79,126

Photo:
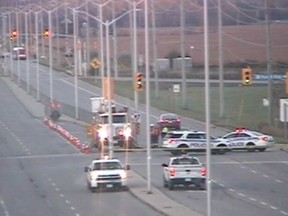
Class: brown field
44,23,288,67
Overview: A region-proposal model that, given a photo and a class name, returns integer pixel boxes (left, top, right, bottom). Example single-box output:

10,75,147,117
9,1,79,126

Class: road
3,59,288,216
0,78,166,216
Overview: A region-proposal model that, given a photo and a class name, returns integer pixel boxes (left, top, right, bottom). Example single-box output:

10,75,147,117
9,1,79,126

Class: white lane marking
228,188,235,192
218,183,225,187
262,174,269,178
238,193,246,197
0,199,10,216
60,194,64,197
65,200,70,204
216,181,287,216
249,197,257,201
275,179,283,183
0,120,32,156
260,201,268,206
250,170,257,174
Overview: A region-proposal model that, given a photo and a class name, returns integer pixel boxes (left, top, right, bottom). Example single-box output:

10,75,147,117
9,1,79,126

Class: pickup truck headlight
120,172,127,179
90,172,98,180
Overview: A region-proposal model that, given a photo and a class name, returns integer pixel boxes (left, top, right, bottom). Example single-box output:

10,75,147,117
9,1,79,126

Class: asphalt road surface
0,79,164,216
3,59,288,216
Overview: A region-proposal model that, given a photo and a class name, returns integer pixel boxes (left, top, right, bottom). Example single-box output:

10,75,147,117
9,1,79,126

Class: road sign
90,58,101,69
132,113,141,122
254,74,285,80
173,84,180,93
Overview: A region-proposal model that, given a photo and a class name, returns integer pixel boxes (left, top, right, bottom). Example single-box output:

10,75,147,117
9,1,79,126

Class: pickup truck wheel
168,182,174,190
198,182,206,190
87,181,95,192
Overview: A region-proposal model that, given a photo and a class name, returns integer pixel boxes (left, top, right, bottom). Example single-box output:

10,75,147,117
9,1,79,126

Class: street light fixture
75,3,138,158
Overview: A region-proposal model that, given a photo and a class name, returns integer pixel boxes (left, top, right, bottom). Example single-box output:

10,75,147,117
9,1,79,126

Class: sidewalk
1,77,204,216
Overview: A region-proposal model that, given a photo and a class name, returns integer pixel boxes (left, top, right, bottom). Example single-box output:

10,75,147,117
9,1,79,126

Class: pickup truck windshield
171,158,199,165
93,162,122,170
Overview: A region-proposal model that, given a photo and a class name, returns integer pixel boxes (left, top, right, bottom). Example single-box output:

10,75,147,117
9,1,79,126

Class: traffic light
10,29,18,41
44,29,50,38
241,67,252,85
135,72,144,92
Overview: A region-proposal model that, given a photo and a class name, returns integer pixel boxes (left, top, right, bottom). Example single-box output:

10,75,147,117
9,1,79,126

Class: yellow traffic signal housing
10,29,17,41
241,67,252,85
135,72,144,92
44,29,50,38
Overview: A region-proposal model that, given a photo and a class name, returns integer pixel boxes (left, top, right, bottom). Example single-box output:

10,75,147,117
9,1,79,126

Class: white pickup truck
162,156,206,190
84,156,130,192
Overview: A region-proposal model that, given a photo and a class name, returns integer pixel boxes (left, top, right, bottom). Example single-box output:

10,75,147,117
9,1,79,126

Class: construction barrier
43,118,91,154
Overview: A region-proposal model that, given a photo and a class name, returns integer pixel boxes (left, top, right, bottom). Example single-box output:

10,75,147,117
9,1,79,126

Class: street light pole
73,8,79,120
218,0,224,118
25,12,30,94
180,0,187,109
133,1,139,110
48,10,53,103
8,12,13,80
144,0,151,194
151,0,159,98
265,0,273,126
16,11,20,85
35,11,40,101
204,1,212,216
112,0,118,78
105,20,113,158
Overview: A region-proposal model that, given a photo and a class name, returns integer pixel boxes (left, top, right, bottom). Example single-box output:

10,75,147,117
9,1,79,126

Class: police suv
219,128,275,152
161,130,230,155
84,155,130,192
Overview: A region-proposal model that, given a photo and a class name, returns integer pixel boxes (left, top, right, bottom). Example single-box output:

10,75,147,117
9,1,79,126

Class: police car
84,155,130,192
219,128,275,152
161,130,230,155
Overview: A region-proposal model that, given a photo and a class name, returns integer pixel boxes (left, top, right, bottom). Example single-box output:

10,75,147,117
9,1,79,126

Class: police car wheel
216,145,227,155
258,148,266,152
246,143,256,152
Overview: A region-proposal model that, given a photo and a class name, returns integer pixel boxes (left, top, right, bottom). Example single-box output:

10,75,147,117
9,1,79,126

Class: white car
219,128,275,152
84,156,130,192
161,130,231,155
